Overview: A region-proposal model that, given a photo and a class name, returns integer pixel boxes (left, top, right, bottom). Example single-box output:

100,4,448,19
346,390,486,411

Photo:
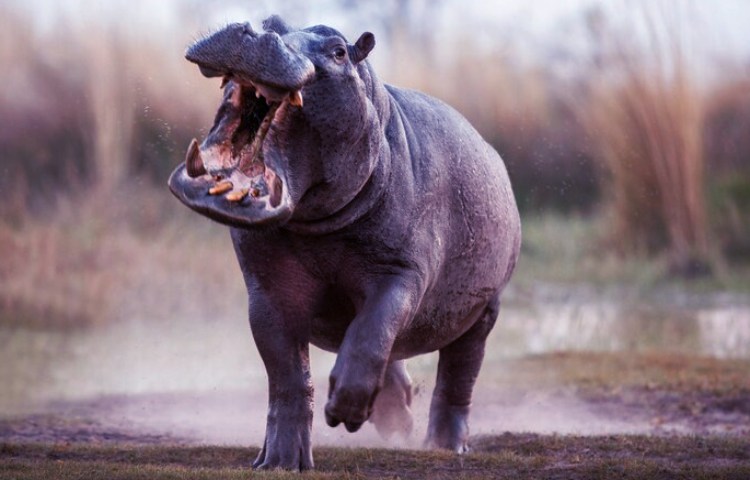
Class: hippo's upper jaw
185,21,314,99
168,76,299,227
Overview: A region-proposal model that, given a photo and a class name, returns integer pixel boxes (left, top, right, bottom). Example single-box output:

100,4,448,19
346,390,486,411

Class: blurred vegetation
1,1,749,327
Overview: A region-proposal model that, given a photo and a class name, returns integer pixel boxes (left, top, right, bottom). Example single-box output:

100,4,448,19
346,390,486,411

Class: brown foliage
582,4,711,275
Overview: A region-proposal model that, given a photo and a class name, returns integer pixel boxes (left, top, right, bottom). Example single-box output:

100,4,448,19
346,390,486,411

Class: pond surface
495,284,750,359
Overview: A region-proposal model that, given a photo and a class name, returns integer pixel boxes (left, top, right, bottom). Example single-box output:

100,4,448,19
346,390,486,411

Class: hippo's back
384,85,521,354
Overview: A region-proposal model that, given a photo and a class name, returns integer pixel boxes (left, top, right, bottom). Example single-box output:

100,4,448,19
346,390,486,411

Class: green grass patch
491,352,750,394
516,213,750,292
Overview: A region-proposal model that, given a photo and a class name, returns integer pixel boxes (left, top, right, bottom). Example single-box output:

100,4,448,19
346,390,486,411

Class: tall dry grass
0,185,245,328
704,75,750,260
582,4,710,275
0,3,229,326
0,3,219,211
383,33,599,213
2,0,750,330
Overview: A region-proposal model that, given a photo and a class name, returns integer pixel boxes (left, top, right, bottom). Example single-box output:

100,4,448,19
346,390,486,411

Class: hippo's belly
309,194,517,358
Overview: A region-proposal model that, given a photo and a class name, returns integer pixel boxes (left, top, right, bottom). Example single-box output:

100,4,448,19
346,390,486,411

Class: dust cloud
2,304,653,447
6,276,746,446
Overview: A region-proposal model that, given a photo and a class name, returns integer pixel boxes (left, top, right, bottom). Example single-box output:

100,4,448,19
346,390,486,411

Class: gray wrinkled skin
168,15,521,471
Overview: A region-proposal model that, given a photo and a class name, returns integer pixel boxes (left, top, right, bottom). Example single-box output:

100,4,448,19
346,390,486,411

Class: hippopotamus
168,15,521,471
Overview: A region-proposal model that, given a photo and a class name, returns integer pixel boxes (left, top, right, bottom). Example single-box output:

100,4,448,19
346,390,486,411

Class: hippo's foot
324,366,380,433
253,407,313,471
324,383,376,433
369,360,414,438
424,402,470,454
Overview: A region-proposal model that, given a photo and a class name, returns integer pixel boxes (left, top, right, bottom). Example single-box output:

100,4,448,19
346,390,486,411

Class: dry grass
1,0,750,312
583,3,710,275
703,76,750,260
0,2,218,208
0,187,244,329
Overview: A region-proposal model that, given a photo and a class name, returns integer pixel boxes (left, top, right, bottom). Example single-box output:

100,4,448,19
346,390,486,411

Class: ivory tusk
289,90,304,107
185,138,206,178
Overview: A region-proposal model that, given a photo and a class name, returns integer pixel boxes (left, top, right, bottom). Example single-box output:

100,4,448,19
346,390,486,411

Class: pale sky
11,0,750,65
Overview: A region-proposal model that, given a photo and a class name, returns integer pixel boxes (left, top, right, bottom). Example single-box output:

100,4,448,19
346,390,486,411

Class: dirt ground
1,352,749,478
1,384,748,446
1,388,749,480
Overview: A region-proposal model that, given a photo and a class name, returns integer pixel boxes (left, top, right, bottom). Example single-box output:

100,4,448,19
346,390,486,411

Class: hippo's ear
263,15,294,35
351,32,375,63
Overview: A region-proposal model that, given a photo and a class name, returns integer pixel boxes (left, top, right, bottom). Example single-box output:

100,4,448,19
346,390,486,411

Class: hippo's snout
185,21,314,94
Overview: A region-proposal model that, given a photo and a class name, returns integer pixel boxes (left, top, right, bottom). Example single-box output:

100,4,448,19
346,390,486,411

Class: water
494,286,750,359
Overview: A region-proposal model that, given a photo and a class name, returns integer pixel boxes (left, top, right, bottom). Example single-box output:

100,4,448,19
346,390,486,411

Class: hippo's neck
283,64,393,235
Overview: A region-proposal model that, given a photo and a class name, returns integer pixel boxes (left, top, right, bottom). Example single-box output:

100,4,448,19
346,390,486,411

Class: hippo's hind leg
425,294,500,453
369,360,414,438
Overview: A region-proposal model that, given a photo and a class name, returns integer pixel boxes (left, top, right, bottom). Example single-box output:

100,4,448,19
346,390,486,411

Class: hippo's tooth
209,180,233,195
289,90,303,107
256,90,262,99
185,138,206,178
226,188,249,202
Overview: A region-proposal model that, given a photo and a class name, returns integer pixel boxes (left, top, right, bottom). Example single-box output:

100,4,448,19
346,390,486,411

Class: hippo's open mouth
168,80,301,227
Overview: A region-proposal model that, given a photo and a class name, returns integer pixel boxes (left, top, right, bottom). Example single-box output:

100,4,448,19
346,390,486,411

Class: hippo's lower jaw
167,81,297,227
168,163,293,228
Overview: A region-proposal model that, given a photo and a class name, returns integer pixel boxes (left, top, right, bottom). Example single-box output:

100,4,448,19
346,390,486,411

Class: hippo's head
168,15,378,228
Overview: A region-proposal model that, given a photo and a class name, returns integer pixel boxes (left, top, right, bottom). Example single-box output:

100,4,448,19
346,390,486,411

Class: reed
583,3,710,275
703,75,750,260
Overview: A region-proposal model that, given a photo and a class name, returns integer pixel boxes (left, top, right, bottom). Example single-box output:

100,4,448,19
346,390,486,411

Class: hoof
345,420,364,433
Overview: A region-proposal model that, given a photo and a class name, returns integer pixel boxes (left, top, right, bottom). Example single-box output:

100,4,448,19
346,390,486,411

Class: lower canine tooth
226,189,248,202
209,181,233,195
185,138,206,178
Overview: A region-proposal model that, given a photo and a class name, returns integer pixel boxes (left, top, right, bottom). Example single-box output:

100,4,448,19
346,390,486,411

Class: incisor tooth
209,181,233,195
226,189,248,202
290,90,303,107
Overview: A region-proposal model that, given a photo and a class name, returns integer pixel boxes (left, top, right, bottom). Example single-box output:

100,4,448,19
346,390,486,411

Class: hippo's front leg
324,274,422,432
248,291,314,471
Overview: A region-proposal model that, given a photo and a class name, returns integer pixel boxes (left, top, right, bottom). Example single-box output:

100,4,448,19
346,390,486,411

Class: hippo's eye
332,46,347,62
